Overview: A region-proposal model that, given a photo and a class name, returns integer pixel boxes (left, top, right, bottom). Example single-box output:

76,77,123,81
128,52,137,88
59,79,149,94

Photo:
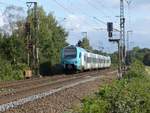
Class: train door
80,52,84,70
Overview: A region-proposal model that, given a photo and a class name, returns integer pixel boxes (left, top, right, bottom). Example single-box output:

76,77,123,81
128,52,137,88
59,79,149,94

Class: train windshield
64,47,77,59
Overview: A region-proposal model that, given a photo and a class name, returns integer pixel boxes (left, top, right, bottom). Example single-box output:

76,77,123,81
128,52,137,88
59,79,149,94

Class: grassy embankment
73,61,150,113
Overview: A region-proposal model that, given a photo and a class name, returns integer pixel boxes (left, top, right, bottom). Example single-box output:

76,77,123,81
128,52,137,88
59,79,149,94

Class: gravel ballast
2,73,116,113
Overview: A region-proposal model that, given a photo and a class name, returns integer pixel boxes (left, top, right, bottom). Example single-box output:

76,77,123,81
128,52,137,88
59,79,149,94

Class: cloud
63,14,97,32
0,12,4,27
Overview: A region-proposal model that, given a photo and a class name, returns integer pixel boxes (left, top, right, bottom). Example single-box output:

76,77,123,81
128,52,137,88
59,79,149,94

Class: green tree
27,7,68,74
143,53,150,66
0,35,26,64
2,5,25,35
0,5,68,79
77,37,92,51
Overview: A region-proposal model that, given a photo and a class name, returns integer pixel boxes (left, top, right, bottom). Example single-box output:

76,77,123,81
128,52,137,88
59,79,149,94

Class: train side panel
61,45,111,72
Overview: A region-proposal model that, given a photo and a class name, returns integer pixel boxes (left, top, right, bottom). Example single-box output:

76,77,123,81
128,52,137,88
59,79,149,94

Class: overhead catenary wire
95,0,118,16
52,0,74,14
85,0,110,20
52,1,94,31
51,0,107,31
93,17,107,25
94,0,121,29
51,0,118,30
68,0,108,26
46,0,119,33
72,0,118,28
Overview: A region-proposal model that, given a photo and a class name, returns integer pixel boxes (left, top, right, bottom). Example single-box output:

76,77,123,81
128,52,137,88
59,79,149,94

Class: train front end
61,46,79,72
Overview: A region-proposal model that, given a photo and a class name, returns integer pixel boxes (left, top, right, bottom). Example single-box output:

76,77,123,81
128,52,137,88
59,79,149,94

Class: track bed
0,69,116,112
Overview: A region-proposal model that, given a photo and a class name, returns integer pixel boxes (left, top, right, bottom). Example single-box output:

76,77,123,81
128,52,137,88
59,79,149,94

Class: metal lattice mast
26,2,39,76
33,2,40,76
120,0,126,71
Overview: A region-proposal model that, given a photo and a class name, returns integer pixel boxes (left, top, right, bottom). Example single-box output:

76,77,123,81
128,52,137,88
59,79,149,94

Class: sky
0,0,150,53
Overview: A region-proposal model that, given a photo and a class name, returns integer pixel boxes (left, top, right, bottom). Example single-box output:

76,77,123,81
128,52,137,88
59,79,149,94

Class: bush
0,57,26,81
40,62,64,76
78,61,150,113
80,97,109,113
125,60,146,78
143,53,150,66
79,77,150,113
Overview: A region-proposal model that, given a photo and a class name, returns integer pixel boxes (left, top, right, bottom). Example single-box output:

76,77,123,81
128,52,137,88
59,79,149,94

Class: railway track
0,69,109,96
0,71,97,98
0,69,116,112
0,75,66,89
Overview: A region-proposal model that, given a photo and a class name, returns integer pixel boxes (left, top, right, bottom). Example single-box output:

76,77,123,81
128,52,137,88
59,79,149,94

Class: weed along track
0,69,116,112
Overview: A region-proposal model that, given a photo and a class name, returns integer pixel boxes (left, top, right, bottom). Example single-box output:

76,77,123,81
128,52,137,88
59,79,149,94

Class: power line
52,0,74,14
65,0,108,27
50,0,116,34
95,0,117,16
52,0,107,30
93,17,107,25
85,0,110,19
52,1,94,30
88,0,114,18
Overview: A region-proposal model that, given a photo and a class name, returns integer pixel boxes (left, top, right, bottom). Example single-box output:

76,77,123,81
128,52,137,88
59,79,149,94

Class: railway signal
107,22,113,38
107,22,122,79
106,0,128,79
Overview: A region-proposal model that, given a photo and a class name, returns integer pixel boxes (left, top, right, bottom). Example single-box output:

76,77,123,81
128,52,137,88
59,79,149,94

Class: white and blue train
61,45,111,72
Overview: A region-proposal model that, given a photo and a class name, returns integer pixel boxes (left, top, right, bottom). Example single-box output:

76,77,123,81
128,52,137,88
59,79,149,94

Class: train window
87,57,91,63
87,57,90,63
96,58,99,62
79,53,81,58
94,58,96,63
64,47,77,59
84,55,86,61
99,59,101,63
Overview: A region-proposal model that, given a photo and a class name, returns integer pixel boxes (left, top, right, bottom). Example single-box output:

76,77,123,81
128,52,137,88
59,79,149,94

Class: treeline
0,6,68,81
128,47,150,66
76,37,109,56
0,5,108,81
111,47,150,67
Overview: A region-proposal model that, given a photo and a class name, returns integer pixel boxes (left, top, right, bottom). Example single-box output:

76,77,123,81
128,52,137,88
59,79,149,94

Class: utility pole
82,32,87,38
120,0,126,74
26,2,39,76
126,0,132,65
126,30,132,65
25,4,31,67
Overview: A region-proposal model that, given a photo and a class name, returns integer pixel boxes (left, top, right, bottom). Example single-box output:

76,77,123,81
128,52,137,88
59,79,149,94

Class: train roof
64,45,87,52
64,45,110,58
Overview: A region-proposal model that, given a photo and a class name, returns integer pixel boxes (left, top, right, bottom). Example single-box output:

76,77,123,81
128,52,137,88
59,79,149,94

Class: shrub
0,57,26,81
40,62,64,76
79,77,150,113
125,60,146,78
78,61,150,113
80,97,109,113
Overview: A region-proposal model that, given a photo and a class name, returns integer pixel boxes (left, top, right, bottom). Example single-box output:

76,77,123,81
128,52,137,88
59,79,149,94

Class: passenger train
61,45,111,72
